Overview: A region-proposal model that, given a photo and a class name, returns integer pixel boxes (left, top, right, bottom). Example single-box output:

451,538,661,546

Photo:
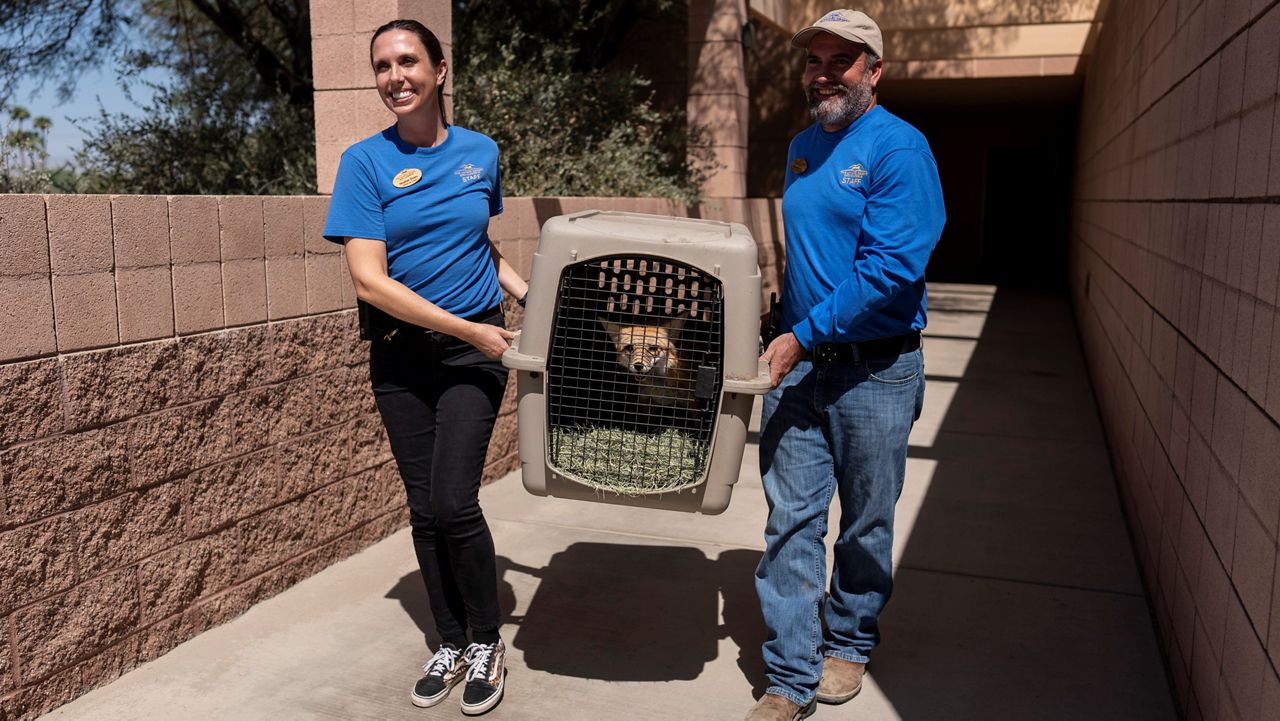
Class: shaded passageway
41,285,1174,721
874,284,1176,720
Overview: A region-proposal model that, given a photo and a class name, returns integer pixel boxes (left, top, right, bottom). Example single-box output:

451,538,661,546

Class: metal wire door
545,255,724,494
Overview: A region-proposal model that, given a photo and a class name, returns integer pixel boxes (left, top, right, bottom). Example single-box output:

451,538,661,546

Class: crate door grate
546,255,724,495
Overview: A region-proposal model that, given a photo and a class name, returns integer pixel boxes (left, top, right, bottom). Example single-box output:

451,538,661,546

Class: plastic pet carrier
502,210,770,514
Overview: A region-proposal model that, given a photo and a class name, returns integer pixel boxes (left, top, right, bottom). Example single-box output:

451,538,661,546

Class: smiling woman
369,21,450,143
320,18,528,718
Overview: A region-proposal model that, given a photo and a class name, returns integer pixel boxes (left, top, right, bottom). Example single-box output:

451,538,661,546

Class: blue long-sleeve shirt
781,105,946,348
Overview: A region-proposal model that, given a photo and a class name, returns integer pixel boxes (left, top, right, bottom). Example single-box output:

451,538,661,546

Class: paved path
43,286,1176,721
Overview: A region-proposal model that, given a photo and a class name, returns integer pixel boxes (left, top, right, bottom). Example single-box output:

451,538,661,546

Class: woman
322,19,526,716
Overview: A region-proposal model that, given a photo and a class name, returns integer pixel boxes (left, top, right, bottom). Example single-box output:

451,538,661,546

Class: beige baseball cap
791,9,884,59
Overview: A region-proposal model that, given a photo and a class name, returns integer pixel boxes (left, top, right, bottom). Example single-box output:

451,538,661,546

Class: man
747,9,946,721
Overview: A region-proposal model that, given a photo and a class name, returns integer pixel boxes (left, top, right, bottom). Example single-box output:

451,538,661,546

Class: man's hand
760,332,805,388
466,322,516,359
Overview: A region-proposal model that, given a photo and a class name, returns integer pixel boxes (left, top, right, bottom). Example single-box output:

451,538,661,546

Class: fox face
598,314,698,409
599,316,685,378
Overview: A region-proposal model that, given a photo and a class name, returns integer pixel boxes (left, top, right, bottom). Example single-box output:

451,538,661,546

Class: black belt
810,332,921,364
364,303,502,342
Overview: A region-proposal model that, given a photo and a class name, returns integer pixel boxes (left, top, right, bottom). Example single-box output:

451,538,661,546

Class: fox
598,314,698,408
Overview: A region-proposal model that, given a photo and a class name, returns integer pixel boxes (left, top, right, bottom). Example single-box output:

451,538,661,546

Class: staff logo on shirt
454,163,484,183
840,163,868,186
392,168,422,188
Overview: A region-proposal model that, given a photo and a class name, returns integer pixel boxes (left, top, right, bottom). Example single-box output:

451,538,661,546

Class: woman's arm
345,237,514,358
489,242,529,302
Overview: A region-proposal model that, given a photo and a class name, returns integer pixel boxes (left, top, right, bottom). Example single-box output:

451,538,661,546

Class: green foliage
0,102,76,193
2,0,315,195
454,49,709,203
453,0,714,204
0,1,132,105
5,0,710,198
76,55,315,194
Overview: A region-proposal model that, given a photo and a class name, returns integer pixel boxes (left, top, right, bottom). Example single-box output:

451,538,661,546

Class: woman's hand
466,322,516,359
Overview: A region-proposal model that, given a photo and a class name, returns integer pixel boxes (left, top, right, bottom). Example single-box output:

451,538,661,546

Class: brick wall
745,12,809,199
0,193,782,718
1069,1,1280,719
689,0,751,198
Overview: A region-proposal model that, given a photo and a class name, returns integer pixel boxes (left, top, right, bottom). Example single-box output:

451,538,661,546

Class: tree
0,1,311,112
1,0,315,194
33,115,53,168
453,0,713,203
1,103,69,193
2,0,708,199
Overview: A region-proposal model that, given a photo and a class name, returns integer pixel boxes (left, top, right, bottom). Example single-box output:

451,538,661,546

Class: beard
807,76,875,128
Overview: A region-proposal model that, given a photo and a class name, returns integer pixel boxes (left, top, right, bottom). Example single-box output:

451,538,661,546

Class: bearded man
747,9,946,721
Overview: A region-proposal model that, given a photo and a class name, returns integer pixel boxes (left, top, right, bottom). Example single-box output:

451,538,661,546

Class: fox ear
667,312,688,337
597,316,621,342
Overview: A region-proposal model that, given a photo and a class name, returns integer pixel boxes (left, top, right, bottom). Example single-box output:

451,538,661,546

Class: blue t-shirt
781,105,946,348
323,124,504,318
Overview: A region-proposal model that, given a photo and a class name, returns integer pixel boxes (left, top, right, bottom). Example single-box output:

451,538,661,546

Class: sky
7,60,161,166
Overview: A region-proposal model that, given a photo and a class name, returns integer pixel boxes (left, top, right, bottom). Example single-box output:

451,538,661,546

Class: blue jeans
755,349,925,705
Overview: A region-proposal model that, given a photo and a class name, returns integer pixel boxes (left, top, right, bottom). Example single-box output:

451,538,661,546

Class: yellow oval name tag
791,158,808,174
392,168,422,188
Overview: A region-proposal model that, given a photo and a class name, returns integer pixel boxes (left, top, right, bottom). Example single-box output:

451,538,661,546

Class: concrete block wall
744,11,809,198
311,0,453,194
0,194,396,720
1069,1,1280,719
689,0,752,199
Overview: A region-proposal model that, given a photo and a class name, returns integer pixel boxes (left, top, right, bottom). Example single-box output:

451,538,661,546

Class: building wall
690,0,752,198
0,193,514,719
744,14,809,197
0,193,783,719
789,0,1102,78
311,0,453,195
1069,1,1280,719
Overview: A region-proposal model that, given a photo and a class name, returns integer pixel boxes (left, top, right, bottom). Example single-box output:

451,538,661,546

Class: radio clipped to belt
357,299,400,342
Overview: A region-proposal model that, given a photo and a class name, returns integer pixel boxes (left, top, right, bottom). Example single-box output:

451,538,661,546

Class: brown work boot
816,656,865,704
743,693,815,720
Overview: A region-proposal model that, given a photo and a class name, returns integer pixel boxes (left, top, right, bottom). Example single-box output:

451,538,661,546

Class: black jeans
369,307,508,646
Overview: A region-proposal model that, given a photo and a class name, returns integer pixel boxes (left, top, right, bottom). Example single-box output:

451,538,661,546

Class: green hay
549,425,706,495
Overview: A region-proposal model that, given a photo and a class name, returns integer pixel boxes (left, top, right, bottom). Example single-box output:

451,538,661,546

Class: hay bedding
549,425,706,495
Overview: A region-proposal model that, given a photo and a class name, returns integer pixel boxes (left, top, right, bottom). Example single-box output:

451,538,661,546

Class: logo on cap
820,11,850,22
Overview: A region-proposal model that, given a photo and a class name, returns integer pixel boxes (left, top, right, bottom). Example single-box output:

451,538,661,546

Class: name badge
392,168,422,188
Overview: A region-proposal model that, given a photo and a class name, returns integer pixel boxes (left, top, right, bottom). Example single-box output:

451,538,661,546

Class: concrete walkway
43,286,1177,721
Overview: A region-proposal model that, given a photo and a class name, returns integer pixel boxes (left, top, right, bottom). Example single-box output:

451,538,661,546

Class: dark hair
370,19,448,125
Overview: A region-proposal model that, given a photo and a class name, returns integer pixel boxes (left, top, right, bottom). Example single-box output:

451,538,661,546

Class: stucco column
310,0,453,194
688,0,750,199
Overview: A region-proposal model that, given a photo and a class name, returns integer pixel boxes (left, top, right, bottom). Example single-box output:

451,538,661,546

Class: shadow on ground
388,545,767,692
508,545,765,687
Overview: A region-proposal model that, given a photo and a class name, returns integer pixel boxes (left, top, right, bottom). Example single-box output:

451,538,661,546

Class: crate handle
501,332,546,371
722,359,773,394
